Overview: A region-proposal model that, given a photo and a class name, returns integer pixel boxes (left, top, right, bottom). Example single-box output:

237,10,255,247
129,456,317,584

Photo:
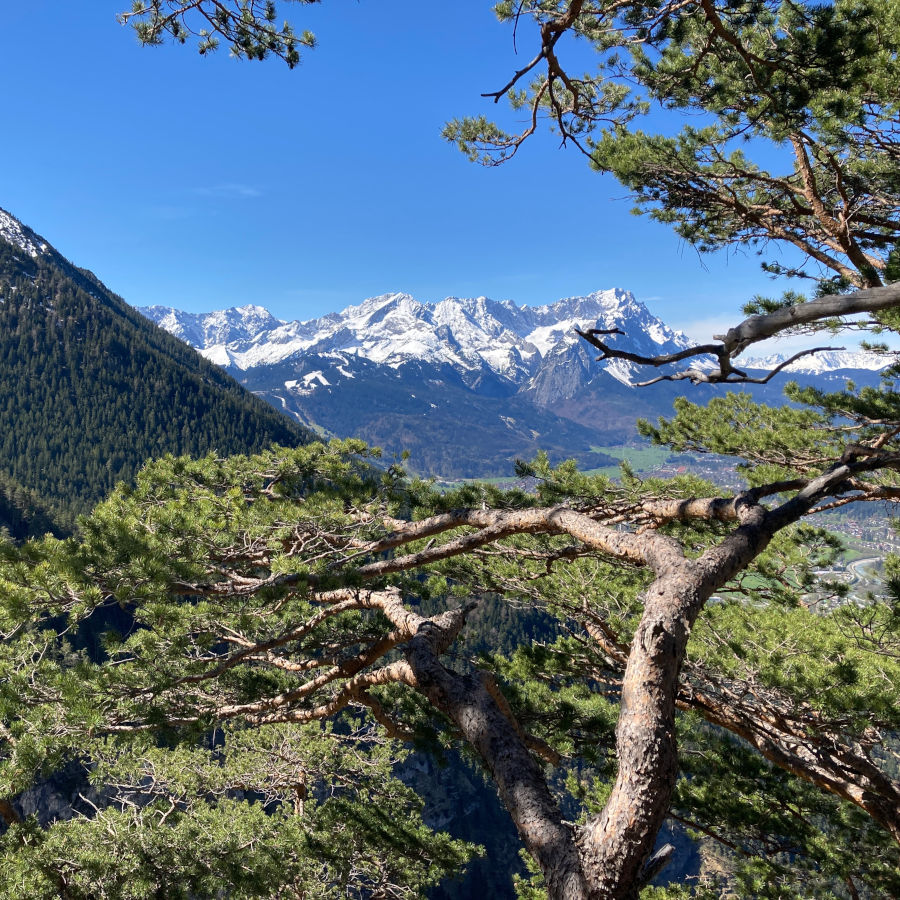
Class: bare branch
634,347,840,387
577,282,900,384
717,283,900,353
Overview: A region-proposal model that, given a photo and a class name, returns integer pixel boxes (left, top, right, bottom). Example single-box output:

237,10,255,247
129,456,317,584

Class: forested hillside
0,471,64,541
0,219,311,530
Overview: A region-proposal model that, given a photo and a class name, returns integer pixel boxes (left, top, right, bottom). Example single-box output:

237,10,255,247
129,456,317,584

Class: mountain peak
347,291,420,316
140,288,690,386
235,303,282,320
0,208,51,260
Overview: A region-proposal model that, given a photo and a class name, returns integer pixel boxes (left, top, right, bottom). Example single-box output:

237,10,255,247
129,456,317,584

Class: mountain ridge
141,289,692,389
140,292,893,479
142,293,891,384
141,290,702,476
0,206,312,529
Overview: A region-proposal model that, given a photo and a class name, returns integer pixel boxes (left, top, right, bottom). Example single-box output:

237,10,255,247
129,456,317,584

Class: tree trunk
578,569,701,898
0,798,19,827
405,619,591,900
404,495,884,896
579,508,774,898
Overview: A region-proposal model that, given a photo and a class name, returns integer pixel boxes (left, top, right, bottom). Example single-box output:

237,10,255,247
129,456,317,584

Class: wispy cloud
192,183,262,200
670,314,739,343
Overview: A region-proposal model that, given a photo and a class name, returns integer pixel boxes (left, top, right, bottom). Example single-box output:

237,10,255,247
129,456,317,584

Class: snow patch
0,209,49,259
303,370,330,387
741,349,893,374
200,345,232,367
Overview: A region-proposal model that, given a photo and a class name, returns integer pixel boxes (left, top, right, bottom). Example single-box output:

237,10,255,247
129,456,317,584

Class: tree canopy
0,232,309,532
2,428,900,898
0,1,898,898
118,1,317,66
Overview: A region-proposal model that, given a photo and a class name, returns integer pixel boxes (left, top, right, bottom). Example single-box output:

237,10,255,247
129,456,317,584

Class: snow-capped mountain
141,289,691,389
0,208,51,260
741,348,893,374
145,304,284,350
140,290,892,478
141,289,699,476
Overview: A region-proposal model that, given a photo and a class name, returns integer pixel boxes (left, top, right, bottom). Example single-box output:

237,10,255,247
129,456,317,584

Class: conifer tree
2,1,898,897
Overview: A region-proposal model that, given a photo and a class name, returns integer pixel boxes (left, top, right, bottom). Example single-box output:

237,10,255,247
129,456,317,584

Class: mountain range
141,289,687,383
140,292,891,478
0,194,888,508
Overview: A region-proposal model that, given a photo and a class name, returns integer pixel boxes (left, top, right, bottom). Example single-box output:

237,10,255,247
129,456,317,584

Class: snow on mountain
139,288,692,388
138,289,900,477
0,208,50,259
741,349,894,374
140,304,283,350
140,290,897,402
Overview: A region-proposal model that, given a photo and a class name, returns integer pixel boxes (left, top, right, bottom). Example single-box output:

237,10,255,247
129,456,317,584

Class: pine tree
0,228,311,531
2,2,900,897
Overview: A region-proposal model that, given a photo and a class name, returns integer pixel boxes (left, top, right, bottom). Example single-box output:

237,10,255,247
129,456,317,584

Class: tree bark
405,618,591,900
399,494,884,897
578,567,702,898
579,506,774,898
0,798,19,827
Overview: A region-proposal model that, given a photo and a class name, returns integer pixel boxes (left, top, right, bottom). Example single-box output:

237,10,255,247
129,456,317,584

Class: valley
141,293,891,480
2,1,900,897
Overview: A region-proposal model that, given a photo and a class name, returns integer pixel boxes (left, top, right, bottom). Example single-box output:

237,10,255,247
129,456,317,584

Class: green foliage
741,291,808,318
451,0,900,287
0,440,485,898
638,392,837,485
690,600,900,730
0,472,64,541
593,0,900,283
671,718,900,899
783,378,900,438
120,1,318,67
2,436,899,896
0,722,475,899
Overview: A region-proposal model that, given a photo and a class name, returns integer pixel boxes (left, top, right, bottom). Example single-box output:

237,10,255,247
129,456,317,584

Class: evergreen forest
0,234,309,531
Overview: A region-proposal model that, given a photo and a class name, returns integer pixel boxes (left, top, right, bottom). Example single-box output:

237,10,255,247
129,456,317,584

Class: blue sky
1,1,794,339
